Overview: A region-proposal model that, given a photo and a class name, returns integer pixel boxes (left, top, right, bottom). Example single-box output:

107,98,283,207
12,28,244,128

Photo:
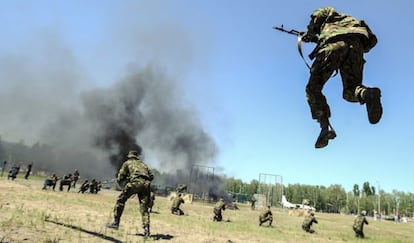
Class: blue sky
0,1,412,193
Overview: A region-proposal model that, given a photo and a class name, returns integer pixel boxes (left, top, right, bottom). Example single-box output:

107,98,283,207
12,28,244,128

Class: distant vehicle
281,195,315,210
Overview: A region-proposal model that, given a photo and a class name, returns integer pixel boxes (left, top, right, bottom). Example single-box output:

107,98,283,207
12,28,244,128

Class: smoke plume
0,63,217,181
0,2,226,198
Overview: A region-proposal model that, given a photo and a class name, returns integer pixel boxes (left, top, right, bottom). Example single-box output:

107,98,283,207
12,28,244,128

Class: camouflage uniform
171,194,185,215
89,179,98,194
148,191,155,213
24,162,33,179
72,170,80,188
303,7,382,148
302,212,318,233
42,173,58,190
107,150,154,237
213,199,226,222
59,174,73,192
353,211,369,238
78,180,89,193
259,206,273,226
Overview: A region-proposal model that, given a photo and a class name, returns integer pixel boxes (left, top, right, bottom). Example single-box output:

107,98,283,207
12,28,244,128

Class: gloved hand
301,32,318,43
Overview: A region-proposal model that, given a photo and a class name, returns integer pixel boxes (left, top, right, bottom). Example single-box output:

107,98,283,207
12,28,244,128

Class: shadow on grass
136,233,174,240
45,218,122,243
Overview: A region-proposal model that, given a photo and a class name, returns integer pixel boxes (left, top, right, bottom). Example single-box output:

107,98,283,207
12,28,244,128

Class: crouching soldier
213,198,226,222
78,180,90,193
59,173,73,192
302,211,318,233
171,193,185,215
259,205,273,227
42,173,59,190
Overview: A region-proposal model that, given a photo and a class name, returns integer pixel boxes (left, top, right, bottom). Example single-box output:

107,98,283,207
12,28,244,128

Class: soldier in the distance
259,205,273,227
302,211,318,233
171,193,185,215
353,210,369,238
213,198,226,222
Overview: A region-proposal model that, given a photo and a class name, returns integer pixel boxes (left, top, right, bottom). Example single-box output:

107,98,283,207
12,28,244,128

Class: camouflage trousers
259,215,273,225
113,179,151,227
302,224,315,233
306,35,368,120
213,208,223,221
353,226,365,238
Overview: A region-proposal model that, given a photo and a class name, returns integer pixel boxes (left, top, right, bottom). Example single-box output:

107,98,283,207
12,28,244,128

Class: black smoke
0,64,218,182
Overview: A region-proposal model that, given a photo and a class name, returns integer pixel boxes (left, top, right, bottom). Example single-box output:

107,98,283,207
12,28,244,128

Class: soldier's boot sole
365,88,383,124
315,129,336,148
106,223,119,230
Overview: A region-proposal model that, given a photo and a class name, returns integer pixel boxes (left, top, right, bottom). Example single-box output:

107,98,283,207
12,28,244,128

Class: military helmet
310,212,315,216
361,210,366,216
127,150,140,159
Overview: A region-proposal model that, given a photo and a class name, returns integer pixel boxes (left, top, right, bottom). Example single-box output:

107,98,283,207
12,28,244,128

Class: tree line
225,178,414,217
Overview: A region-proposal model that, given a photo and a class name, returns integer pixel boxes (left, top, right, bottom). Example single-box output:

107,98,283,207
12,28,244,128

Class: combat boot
106,222,119,230
315,118,336,149
363,87,382,124
106,218,120,230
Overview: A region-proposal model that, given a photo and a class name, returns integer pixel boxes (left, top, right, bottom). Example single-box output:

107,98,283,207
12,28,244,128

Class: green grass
0,177,413,242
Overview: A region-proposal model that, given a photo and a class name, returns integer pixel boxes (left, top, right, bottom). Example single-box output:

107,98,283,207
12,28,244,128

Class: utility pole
376,181,381,217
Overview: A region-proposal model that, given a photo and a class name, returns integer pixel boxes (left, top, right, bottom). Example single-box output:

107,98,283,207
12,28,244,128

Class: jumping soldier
301,7,382,148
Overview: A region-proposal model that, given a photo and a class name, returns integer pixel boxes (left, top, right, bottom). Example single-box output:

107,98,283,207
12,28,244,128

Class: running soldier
106,150,154,238
353,210,369,238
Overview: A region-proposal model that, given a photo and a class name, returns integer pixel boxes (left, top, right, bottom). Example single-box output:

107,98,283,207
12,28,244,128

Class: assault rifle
272,25,318,69
272,25,303,37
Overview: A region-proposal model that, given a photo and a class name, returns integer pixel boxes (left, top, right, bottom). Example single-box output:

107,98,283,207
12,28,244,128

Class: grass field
0,176,413,243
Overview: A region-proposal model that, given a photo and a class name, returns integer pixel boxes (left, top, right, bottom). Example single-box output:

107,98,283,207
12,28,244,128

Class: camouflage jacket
214,201,226,211
260,208,273,219
172,197,185,208
302,215,318,227
307,7,377,52
117,158,154,183
353,215,368,231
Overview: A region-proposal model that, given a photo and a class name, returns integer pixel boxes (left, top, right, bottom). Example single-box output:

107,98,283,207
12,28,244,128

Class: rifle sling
297,35,311,70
